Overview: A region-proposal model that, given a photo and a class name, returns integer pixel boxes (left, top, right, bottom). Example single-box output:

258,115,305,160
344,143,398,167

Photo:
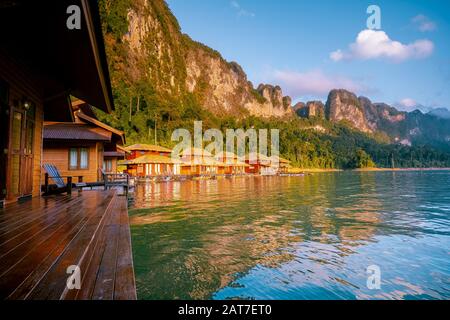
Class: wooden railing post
78,176,83,193
45,173,49,194
67,177,72,195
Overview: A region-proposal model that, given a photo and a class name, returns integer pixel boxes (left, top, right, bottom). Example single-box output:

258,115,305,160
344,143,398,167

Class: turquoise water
129,172,450,300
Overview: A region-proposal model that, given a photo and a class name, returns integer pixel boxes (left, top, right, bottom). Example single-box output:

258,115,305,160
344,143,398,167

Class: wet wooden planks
0,191,136,300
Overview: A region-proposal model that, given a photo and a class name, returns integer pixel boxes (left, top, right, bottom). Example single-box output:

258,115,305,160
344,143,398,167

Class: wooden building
104,145,128,174
42,112,125,183
125,144,172,160
125,154,183,177
123,144,182,177
270,155,291,174
244,153,274,175
215,151,249,175
0,1,137,300
0,0,114,204
179,148,227,176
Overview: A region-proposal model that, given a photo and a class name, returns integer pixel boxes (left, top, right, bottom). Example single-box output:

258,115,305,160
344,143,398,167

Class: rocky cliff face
325,90,372,133
297,101,325,119
296,89,450,149
113,0,293,118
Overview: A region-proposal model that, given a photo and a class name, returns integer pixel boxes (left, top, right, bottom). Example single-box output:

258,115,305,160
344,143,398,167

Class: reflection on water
129,172,450,300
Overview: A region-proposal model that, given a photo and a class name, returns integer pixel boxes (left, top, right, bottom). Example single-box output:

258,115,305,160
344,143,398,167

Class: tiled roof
104,151,125,157
43,123,111,141
125,144,172,153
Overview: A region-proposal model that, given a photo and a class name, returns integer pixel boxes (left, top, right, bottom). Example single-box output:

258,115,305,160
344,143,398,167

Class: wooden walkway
0,190,136,300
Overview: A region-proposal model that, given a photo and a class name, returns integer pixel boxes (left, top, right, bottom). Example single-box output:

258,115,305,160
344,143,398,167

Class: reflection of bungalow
215,152,249,175
179,148,226,176
0,1,115,204
270,156,291,174
42,106,125,183
245,153,273,175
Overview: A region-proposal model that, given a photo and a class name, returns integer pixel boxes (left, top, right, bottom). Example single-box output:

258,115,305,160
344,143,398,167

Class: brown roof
76,111,125,145
43,123,111,141
104,151,125,158
125,144,172,153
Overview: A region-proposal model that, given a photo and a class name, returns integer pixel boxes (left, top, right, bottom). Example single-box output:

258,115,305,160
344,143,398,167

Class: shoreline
353,167,450,172
289,167,450,173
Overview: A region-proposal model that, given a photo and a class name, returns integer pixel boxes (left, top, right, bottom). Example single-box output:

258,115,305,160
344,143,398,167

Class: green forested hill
95,0,450,169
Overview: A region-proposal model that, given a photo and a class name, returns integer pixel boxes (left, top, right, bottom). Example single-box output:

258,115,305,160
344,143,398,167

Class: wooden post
67,177,72,195
45,173,49,194
78,176,83,193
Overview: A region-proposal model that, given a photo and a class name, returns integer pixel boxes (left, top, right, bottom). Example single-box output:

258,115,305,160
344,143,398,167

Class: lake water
129,171,450,300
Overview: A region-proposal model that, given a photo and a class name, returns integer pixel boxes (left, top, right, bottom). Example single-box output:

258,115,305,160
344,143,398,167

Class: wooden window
69,147,89,170
103,159,113,172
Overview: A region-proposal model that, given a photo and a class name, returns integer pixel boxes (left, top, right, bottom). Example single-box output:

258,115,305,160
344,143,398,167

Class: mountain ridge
96,0,450,167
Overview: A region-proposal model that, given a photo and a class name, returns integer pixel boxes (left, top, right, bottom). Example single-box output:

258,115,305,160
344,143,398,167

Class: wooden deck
0,190,136,300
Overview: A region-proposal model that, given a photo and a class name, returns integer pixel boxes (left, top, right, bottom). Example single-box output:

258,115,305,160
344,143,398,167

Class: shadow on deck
0,190,136,300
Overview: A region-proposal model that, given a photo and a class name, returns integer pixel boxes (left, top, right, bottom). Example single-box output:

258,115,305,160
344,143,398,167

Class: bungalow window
69,147,89,170
103,159,113,172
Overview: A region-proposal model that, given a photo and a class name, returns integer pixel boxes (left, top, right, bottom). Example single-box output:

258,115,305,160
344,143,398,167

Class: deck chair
42,164,86,195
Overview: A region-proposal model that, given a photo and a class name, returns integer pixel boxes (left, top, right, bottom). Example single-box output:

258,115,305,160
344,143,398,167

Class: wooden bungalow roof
178,148,214,158
76,111,125,145
125,144,172,153
215,152,249,167
0,0,114,121
104,151,126,158
43,123,111,142
269,155,291,164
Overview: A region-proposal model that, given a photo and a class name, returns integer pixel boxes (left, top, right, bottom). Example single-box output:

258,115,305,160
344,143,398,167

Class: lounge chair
42,164,86,195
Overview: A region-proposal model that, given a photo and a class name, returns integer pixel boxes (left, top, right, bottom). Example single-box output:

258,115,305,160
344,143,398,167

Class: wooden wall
43,141,102,183
0,51,44,200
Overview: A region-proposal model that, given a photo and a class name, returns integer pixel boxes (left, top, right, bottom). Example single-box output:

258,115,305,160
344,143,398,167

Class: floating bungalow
123,144,182,177
215,151,249,175
270,155,291,174
179,148,227,176
245,153,274,175
124,154,183,177
43,102,126,183
0,0,135,300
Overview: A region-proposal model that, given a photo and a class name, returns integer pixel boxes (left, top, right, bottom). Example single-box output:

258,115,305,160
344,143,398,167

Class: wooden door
8,103,35,199
0,79,9,201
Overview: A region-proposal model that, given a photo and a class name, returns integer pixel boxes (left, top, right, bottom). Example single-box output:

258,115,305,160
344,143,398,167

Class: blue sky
167,0,450,111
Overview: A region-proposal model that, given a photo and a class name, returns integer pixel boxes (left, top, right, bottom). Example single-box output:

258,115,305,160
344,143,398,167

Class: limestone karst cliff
104,0,293,119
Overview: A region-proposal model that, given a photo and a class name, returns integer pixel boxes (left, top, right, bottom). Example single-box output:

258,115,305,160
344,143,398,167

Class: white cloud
230,1,255,17
394,98,427,112
412,15,437,32
330,29,434,62
272,69,368,97
399,98,418,108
